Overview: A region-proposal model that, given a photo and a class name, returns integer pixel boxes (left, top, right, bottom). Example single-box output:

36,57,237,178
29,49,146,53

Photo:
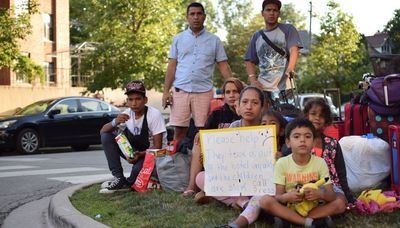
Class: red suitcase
344,103,369,136
368,107,400,142
389,125,400,193
323,88,344,140
324,123,344,140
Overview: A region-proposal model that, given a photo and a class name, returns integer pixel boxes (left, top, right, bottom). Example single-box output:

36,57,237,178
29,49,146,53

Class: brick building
0,0,70,87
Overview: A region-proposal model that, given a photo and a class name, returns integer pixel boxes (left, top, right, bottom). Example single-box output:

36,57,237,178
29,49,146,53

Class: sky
211,0,400,38
250,0,400,36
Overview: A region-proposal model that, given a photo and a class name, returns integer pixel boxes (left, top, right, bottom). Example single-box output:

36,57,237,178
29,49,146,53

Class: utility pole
309,1,312,51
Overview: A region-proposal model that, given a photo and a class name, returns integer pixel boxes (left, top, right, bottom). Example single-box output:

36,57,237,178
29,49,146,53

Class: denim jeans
101,132,144,185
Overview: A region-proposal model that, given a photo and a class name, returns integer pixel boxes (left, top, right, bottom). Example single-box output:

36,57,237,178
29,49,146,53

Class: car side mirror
48,109,61,118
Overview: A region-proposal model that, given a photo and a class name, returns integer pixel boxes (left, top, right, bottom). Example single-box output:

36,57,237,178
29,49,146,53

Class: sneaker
99,177,129,194
100,177,117,189
273,216,291,228
325,216,334,228
312,216,334,228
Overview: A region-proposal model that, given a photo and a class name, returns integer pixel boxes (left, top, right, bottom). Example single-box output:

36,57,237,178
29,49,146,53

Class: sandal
182,189,196,197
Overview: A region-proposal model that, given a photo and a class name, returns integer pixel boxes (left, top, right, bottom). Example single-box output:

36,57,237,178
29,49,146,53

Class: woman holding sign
183,78,245,196
195,86,266,210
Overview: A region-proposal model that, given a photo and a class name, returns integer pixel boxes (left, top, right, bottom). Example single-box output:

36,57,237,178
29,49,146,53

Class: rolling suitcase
368,107,400,142
344,103,369,136
323,88,344,140
389,125,400,193
324,123,344,140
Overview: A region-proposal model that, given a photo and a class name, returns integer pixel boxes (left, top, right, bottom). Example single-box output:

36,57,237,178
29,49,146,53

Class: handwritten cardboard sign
200,125,276,196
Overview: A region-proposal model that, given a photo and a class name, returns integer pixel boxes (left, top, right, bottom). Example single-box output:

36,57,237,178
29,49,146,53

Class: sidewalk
3,180,109,228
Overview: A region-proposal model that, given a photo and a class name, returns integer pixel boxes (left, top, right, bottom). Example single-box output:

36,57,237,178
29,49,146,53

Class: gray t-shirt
244,24,302,92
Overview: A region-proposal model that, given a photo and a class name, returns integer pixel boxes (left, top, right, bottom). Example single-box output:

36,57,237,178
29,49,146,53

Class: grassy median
71,184,400,228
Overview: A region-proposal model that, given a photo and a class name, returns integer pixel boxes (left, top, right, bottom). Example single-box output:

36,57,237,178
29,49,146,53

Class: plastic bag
132,152,160,192
155,152,191,192
339,135,390,192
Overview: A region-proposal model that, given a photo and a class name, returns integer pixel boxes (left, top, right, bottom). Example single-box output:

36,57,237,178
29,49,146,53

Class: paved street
0,147,130,226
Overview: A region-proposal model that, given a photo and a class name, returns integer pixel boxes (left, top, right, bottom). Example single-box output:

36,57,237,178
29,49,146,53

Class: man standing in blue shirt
162,2,233,142
245,0,302,107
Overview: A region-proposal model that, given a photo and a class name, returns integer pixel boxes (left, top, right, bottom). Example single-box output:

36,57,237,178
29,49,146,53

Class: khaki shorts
169,88,213,127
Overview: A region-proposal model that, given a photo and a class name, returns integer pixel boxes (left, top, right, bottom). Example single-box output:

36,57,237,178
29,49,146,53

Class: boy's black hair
187,2,205,15
239,86,266,107
285,118,316,139
303,97,332,126
263,109,287,129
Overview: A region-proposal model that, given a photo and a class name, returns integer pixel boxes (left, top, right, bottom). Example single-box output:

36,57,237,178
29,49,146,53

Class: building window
43,14,54,41
15,0,29,16
44,62,56,86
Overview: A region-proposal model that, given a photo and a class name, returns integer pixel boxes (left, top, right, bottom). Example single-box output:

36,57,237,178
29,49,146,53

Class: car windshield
15,99,56,116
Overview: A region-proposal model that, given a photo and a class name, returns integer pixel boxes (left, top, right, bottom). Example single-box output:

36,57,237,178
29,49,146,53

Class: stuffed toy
357,189,396,206
355,189,400,214
289,177,329,216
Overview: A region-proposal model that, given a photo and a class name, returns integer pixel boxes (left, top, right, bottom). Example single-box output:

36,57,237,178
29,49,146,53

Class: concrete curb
48,179,110,228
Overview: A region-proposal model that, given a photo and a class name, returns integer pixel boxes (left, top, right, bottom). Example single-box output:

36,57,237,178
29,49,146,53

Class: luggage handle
383,74,400,106
289,72,300,109
324,88,342,120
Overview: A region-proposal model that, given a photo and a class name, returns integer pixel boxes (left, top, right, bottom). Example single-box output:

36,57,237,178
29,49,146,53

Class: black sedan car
0,96,120,154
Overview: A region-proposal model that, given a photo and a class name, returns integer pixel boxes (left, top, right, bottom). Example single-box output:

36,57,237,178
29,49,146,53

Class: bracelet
111,118,117,127
248,74,257,78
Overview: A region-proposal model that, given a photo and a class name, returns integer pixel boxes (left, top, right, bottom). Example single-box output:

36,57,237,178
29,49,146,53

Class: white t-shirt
122,105,168,148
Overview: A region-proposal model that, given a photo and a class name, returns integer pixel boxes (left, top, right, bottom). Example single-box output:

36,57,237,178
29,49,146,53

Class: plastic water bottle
116,122,126,134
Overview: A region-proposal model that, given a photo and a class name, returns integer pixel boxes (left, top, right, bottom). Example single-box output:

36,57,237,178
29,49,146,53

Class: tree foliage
72,0,183,92
70,0,220,92
280,3,307,31
384,9,400,54
298,1,372,96
0,0,44,83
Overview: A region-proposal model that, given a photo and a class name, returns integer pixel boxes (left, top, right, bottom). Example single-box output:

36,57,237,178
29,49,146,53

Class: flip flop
182,189,195,197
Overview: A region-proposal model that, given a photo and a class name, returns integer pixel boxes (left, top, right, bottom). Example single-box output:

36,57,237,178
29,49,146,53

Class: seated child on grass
182,78,244,196
303,98,354,203
221,110,287,228
195,86,265,209
261,109,287,160
259,118,346,227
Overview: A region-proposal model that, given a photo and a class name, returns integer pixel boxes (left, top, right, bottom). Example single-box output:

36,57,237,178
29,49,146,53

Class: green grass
71,184,400,228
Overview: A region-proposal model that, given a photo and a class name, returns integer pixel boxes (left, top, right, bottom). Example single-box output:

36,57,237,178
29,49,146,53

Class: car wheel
71,145,90,151
17,128,40,154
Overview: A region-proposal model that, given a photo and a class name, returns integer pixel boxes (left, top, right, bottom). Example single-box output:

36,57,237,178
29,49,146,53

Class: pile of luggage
332,73,400,193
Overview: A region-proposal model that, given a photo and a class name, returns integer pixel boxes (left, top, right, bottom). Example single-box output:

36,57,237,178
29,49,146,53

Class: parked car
0,96,120,154
295,93,339,117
